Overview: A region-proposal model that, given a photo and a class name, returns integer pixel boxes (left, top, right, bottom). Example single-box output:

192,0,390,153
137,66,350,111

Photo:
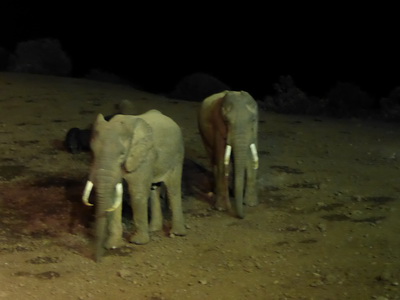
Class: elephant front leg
213,163,231,211
213,137,231,211
129,189,151,245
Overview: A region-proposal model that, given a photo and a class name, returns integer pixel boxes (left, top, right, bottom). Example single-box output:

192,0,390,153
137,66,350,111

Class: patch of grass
352,216,386,224
270,165,304,174
352,196,396,206
289,182,321,189
321,214,351,221
0,165,27,180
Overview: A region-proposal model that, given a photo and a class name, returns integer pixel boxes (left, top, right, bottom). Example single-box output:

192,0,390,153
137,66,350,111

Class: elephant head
221,91,258,217
198,90,259,218
82,113,153,261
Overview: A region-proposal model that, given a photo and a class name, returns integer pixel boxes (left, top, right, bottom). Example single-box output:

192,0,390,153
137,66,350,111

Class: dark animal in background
65,114,116,154
65,128,92,154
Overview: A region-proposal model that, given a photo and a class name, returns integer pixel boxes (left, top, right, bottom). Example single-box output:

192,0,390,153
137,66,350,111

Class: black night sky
2,4,399,101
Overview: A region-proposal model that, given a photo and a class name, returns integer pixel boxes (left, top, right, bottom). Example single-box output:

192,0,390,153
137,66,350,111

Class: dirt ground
0,72,399,300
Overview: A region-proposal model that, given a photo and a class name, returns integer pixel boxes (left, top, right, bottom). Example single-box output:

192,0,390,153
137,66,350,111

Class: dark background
1,4,399,100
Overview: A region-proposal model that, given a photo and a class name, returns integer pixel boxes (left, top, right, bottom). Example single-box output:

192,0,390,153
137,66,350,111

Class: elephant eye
222,103,233,114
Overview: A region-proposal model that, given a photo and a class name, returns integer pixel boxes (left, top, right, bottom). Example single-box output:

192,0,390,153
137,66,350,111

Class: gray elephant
82,110,186,261
198,90,259,218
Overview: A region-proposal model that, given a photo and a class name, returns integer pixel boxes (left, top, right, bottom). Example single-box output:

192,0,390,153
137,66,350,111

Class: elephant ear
124,118,153,172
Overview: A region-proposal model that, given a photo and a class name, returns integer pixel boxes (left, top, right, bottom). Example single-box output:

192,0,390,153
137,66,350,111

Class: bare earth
0,72,399,300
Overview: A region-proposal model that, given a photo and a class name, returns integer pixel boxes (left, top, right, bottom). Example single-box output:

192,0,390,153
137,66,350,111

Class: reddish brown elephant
198,90,259,218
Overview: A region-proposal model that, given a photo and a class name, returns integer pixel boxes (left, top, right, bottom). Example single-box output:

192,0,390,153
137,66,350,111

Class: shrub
380,87,400,121
263,75,323,114
325,82,374,117
10,38,71,76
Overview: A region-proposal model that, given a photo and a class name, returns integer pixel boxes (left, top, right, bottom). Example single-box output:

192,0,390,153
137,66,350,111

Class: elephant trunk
94,184,116,262
82,168,122,262
232,135,248,219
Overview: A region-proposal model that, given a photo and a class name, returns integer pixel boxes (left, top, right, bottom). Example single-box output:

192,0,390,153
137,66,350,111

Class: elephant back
139,110,184,152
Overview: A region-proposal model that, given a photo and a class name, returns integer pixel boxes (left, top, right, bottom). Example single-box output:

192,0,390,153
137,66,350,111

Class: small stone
325,273,338,284
317,223,327,232
117,269,132,279
199,279,207,285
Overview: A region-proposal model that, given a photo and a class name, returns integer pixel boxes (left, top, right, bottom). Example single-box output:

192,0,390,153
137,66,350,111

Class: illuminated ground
0,72,399,299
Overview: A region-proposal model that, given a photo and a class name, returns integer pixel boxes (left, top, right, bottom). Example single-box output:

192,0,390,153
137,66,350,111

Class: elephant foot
171,224,187,236
246,201,259,207
215,206,227,212
149,221,162,232
129,231,150,245
245,196,259,207
215,197,231,211
104,236,123,250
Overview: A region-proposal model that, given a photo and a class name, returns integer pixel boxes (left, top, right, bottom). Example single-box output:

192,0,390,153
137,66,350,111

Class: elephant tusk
224,144,232,176
82,180,94,206
105,183,123,212
250,143,259,170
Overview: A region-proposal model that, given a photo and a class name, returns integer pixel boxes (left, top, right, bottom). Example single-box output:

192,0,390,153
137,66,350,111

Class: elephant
65,115,114,154
65,99,135,155
65,128,92,153
198,90,259,218
82,110,186,261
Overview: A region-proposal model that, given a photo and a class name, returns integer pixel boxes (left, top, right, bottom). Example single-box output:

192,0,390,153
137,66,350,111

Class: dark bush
380,87,400,121
10,38,71,76
169,72,230,101
325,82,374,118
263,75,324,114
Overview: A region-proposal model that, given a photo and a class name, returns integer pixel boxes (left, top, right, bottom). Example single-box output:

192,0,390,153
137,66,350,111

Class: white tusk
82,181,94,206
224,145,232,176
105,183,123,212
250,143,259,170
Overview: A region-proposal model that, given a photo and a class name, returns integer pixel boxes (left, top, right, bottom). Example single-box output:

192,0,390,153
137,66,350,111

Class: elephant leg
105,202,124,249
129,185,151,245
164,168,186,236
245,162,258,207
149,185,163,232
213,137,231,211
214,159,230,211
